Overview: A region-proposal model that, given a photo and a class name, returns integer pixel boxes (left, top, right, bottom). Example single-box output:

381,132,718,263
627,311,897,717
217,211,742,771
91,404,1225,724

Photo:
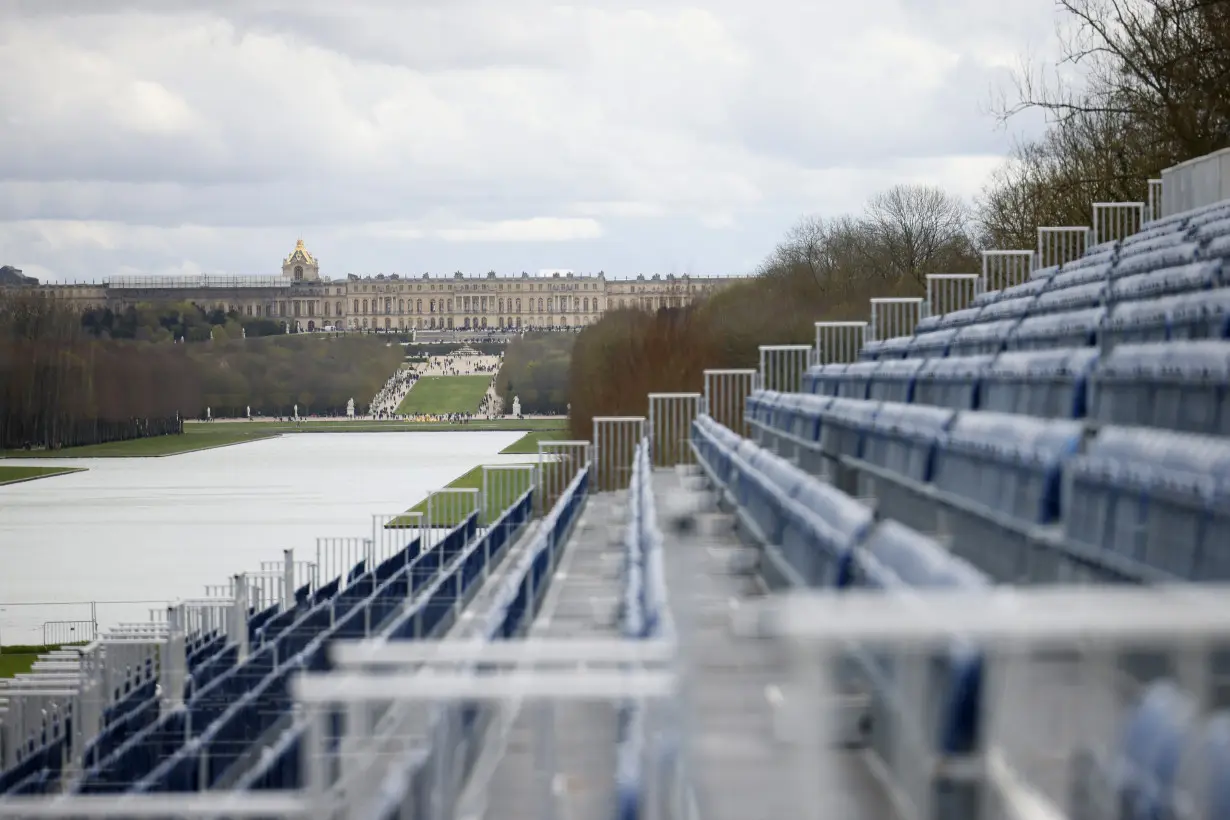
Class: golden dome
286,239,316,266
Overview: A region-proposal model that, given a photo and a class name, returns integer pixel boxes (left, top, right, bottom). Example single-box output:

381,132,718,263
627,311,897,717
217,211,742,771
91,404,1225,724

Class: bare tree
860,185,979,284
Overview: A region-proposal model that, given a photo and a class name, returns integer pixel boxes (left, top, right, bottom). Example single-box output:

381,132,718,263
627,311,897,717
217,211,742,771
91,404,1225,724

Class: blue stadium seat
912,354,995,410
1091,341,1230,436
949,319,1020,356
877,335,914,360
858,340,885,362
859,403,956,483
845,519,988,590
1029,264,1061,282
831,361,876,399
1044,265,1111,293
1203,713,1230,819
773,393,831,443
1168,286,1230,339
913,314,942,335
937,307,984,330
817,398,881,462
977,296,1036,322
907,328,960,359
1103,297,1171,347
933,412,1083,526
866,358,925,403
776,478,874,587
1006,307,1105,351
1110,260,1223,304
1064,426,1230,580
1116,681,1196,820
999,276,1052,300
980,347,1098,419
1033,280,1107,314
806,363,849,396
972,288,1003,306
1112,240,1202,279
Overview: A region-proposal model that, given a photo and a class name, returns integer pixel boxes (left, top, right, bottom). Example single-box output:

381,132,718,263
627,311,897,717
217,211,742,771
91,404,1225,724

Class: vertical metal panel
1037,227,1090,269
981,250,1035,292
924,274,980,317
813,322,867,364
703,371,756,437
480,464,535,525
1091,202,1145,245
757,346,812,393
592,417,645,491
536,440,590,514
868,298,924,342
648,393,702,467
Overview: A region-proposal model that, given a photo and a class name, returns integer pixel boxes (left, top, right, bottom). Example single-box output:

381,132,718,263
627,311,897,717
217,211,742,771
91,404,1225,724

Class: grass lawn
0,653,38,678
395,375,492,415
0,465,87,486
0,418,565,459
387,463,535,528
499,429,568,454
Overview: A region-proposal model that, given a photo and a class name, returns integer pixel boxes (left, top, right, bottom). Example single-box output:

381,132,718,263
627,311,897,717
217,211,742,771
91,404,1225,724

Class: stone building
0,240,744,331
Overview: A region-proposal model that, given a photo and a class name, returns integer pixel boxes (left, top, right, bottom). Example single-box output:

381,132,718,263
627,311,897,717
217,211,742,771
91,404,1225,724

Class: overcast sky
0,0,1060,283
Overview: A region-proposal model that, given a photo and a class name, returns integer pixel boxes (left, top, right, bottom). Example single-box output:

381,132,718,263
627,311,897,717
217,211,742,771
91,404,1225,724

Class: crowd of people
365,351,503,418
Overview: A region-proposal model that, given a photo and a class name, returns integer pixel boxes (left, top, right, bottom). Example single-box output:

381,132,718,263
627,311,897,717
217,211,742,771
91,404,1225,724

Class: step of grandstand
650,466,893,820
472,493,625,820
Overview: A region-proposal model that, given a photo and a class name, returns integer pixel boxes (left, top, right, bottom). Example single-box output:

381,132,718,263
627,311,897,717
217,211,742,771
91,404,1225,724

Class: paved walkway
468,492,627,820
651,466,894,820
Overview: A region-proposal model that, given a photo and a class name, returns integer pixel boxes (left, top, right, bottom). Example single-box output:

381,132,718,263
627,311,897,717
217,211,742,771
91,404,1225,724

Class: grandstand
4,150,1230,818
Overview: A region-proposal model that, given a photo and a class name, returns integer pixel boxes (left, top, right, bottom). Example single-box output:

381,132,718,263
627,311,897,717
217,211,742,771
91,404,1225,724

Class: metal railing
1037,227,1090,269
981,249,1035,292
814,322,867,364
648,393,702,467
593,416,646,491
480,464,535,526
536,440,590,515
758,345,812,394
1091,202,1145,245
924,274,980,317
703,369,757,437
868,297,923,342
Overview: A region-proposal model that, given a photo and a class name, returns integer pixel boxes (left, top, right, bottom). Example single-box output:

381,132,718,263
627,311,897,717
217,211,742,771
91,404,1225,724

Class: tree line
495,332,573,415
569,0,1228,437
1,292,403,450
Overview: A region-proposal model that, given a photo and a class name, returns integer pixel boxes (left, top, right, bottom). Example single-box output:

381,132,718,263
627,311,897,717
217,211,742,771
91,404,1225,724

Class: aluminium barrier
1091,202,1146,245
480,465,536,526
750,586,1230,820
593,417,646,492
536,440,589,515
1147,178,1164,223
1037,227,1090,269
758,345,812,394
868,297,924,343
924,274,981,318
814,322,867,365
981,250,1035,293
648,393,702,468
703,370,757,437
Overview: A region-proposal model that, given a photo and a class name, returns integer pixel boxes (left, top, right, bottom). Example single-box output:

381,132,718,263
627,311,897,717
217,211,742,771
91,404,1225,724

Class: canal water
0,431,527,645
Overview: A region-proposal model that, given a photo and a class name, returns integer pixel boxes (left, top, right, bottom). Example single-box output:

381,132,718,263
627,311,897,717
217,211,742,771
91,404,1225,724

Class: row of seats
366,472,591,819
691,415,988,785
803,339,1230,437
746,390,1230,584
71,525,451,793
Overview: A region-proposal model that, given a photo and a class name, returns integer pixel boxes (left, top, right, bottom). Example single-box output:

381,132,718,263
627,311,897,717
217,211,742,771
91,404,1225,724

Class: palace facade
4,241,744,332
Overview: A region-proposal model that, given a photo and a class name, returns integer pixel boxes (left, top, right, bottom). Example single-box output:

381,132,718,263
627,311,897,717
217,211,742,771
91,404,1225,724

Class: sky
0,0,1061,283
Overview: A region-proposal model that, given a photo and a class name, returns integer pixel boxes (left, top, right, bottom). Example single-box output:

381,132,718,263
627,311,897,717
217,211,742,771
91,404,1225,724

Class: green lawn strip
0,644,76,679
395,375,492,415
387,463,535,528
499,429,568,454
0,465,87,486
0,418,565,459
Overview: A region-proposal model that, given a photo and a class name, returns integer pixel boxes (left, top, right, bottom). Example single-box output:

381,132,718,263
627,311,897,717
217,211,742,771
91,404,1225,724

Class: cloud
0,0,1060,281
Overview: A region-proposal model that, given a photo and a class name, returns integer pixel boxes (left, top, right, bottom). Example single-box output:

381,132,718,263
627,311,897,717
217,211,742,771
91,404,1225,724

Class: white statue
285,322,290,334
242,327,246,339
346,398,355,418
246,405,251,419
206,407,211,420
293,404,299,420
512,396,521,417
209,327,215,341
